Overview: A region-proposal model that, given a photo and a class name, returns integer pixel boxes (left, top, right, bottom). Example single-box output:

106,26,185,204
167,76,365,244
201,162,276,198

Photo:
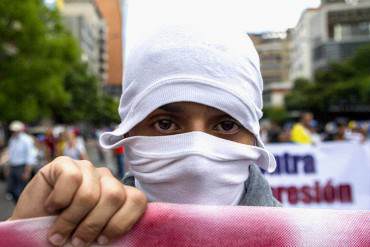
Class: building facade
96,0,123,96
312,0,370,71
290,0,370,81
290,8,319,81
250,32,292,107
60,0,108,83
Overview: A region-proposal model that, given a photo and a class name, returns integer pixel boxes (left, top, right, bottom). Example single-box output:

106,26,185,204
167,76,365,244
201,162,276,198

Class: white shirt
76,136,87,154
63,145,82,160
8,132,34,166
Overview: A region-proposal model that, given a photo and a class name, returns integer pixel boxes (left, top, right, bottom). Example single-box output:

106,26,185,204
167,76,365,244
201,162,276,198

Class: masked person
100,24,278,206
9,24,278,246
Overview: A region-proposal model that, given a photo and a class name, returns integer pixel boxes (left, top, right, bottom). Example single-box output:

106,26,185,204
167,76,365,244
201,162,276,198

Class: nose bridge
180,103,212,133
188,117,207,132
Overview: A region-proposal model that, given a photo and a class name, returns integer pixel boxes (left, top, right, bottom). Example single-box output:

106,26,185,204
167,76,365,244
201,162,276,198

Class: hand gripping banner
0,203,369,246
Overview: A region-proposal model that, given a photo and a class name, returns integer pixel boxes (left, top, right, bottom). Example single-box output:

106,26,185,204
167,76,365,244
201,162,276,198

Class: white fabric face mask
122,131,276,205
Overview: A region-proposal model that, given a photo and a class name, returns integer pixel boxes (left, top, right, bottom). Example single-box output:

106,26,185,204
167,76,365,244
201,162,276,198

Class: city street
0,181,13,221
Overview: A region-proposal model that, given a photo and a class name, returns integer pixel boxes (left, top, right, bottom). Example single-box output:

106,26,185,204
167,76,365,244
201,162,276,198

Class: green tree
0,0,78,122
285,43,370,115
0,0,120,126
92,94,120,126
55,63,120,126
263,107,289,124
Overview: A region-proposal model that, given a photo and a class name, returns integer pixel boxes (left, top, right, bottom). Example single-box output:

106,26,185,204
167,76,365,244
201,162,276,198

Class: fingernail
97,235,109,245
49,233,65,246
72,237,86,247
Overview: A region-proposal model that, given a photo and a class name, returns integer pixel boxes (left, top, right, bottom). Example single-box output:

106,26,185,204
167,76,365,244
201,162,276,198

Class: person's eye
213,120,241,134
153,119,180,133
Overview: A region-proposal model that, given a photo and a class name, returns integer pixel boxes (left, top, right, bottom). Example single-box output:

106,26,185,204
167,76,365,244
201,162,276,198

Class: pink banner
0,203,369,246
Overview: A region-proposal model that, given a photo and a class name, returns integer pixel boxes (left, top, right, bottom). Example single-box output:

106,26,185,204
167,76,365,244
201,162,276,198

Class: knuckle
97,167,112,175
76,222,102,239
78,160,94,169
44,156,73,171
78,190,100,207
58,213,80,228
105,221,127,237
104,187,125,205
129,189,147,208
54,156,73,164
67,169,83,184
49,196,68,209
39,165,49,175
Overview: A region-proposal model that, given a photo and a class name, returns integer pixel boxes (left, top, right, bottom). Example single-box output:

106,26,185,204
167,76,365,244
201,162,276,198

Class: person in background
334,122,348,141
6,121,34,203
44,128,56,161
277,123,292,143
74,128,88,160
309,119,322,145
346,121,367,143
63,131,88,160
322,122,337,141
95,128,106,163
0,125,5,149
290,112,314,144
55,130,67,157
113,145,125,179
31,135,48,175
259,121,270,144
267,122,282,143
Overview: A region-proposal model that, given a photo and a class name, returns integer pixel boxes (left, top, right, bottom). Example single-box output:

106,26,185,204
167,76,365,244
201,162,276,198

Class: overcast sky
124,0,321,55
126,0,321,34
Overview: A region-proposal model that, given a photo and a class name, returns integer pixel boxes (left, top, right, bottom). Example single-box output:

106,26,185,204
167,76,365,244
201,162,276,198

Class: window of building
334,21,370,41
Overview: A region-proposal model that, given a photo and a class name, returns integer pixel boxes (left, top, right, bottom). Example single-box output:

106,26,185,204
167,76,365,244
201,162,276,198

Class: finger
43,157,83,213
11,157,80,220
47,161,101,246
98,186,147,244
71,174,127,246
10,172,53,219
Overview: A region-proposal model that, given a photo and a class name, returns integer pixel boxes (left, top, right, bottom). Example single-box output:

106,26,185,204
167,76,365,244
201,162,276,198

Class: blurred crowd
0,122,90,169
261,113,370,145
0,115,368,203
0,121,126,203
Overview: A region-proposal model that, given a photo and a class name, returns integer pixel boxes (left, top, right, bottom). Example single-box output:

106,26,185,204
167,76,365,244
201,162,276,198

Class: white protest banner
265,141,370,210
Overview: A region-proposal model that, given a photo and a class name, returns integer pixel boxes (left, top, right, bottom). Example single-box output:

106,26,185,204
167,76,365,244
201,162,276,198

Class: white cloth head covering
100,23,274,170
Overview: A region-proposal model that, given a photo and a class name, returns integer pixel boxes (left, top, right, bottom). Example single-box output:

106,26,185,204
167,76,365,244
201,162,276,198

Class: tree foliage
0,0,119,125
285,43,370,117
0,0,75,122
54,63,120,126
263,107,290,124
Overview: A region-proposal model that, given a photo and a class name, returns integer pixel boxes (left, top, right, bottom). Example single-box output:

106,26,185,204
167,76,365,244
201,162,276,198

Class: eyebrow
159,104,185,113
158,104,235,119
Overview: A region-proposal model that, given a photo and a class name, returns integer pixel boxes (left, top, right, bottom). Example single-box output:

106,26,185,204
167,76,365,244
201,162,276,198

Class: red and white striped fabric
0,203,369,246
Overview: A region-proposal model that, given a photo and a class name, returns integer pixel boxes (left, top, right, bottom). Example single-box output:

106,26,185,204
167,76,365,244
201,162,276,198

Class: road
0,139,117,221
0,181,14,221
